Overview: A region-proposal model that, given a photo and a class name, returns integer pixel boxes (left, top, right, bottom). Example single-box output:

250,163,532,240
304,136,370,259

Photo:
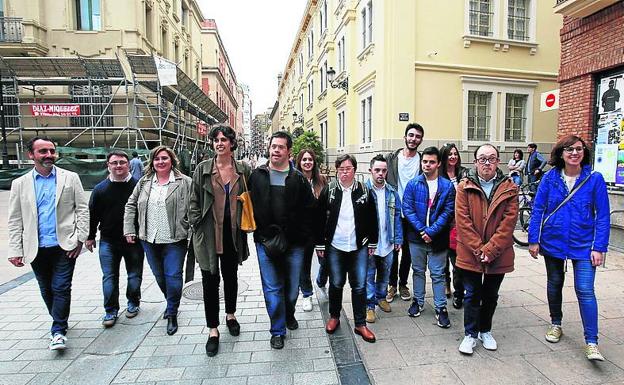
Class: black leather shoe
205,335,219,357
226,318,240,336
270,335,284,349
452,297,463,310
167,315,178,335
286,317,299,330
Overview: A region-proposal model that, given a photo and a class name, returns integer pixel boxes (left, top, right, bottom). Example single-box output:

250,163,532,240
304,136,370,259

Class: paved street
1,189,624,384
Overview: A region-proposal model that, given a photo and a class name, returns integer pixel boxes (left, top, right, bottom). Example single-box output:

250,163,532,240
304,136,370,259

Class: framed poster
595,69,624,187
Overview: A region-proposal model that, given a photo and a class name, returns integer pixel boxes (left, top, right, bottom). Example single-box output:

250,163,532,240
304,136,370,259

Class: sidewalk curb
316,288,372,385
0,270,34,295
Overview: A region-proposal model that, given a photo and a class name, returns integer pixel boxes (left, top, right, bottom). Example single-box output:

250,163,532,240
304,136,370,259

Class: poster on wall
617,149,624,185
598,75,623,115
594,144,619,183
595,71,624,186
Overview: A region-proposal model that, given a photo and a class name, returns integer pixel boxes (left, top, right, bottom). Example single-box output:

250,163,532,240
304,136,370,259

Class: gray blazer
123,171,192,242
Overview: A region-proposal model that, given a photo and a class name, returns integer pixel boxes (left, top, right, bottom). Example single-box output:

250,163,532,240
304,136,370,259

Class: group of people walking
6,124,610,362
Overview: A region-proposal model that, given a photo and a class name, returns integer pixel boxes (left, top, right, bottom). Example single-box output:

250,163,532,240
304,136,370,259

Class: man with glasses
86,151,144,328
455,144,518,355
316,154,378,343
8,137,89,350
248,131,315,349
385,123,424,303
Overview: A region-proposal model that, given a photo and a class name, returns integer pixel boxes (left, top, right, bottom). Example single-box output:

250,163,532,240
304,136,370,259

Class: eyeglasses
563,146,584,154
336,166,355,173
476,157,498,165
108,160,128,166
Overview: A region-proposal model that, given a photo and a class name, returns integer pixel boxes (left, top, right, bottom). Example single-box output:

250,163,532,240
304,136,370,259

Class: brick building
555,0,624,247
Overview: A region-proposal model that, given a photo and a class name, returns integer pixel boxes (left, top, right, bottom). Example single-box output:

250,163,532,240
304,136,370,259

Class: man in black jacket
248,131,315,350
316,154,379,343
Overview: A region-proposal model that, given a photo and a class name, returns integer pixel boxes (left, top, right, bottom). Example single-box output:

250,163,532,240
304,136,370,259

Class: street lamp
292,111,304,124
327,67,348,94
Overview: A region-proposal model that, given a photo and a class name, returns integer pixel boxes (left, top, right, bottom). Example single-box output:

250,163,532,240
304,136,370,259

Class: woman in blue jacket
528,135,610,361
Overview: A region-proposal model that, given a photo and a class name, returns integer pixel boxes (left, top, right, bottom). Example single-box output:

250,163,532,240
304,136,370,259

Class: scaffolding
0,54,226,169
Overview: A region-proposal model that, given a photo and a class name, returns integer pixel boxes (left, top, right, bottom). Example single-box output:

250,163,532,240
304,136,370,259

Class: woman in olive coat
189,125,251,357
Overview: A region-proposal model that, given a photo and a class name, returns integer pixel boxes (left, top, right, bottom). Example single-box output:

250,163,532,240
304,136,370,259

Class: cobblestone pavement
2,187,624,385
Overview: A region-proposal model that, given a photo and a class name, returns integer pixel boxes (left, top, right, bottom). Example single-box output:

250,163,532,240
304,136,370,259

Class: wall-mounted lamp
327,67,348,94
292,111,304,124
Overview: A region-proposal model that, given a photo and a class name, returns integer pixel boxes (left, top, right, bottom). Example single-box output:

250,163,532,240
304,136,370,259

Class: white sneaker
302,296,313,312
459,335,477,355
49,333,67,351
478,332,498,351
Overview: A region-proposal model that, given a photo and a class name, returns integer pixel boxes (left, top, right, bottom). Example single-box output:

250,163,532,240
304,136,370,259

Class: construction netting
0,146,194,190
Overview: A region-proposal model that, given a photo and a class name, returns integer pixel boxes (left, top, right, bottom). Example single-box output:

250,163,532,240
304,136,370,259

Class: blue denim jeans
326,245,368,327
462,269,505,338
316,251,329,289
99,239,144,315
141,240,186,317
544,255,598,344
30,246,77,336
409,242,448,310
366,250,394,309
256,243,305,336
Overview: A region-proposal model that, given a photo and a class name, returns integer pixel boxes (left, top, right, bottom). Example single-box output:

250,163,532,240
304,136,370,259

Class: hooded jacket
527,165,610,260
455,168,518,274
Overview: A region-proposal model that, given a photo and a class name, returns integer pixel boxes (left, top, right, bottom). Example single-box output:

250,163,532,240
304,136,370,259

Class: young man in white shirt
385,123,424,302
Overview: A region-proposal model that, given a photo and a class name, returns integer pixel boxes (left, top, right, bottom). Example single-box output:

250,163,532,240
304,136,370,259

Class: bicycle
512,181,539,247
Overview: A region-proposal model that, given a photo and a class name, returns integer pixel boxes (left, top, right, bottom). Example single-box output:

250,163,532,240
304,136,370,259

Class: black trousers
389,218,412,287
201,230,239,328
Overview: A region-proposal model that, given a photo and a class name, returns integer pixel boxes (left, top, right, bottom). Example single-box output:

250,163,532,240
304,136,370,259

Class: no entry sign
540,89,559,111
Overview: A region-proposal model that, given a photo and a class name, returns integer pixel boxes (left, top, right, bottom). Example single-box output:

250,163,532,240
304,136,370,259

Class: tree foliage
292,130,325,165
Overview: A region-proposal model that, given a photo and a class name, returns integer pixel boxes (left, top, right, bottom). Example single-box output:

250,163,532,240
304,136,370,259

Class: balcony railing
0,17,23,43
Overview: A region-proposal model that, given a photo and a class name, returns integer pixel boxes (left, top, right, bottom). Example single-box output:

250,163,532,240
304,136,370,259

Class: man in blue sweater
86,151,144,327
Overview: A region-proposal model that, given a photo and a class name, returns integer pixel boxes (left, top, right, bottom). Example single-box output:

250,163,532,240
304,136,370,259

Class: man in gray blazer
7,137,89,351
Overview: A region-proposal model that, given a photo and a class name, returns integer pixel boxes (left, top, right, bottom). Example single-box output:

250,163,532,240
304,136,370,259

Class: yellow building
0,0,227,162
276,0,562,165
0,0,204,81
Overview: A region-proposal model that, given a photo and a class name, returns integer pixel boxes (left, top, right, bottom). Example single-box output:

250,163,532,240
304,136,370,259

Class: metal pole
0,70,9,169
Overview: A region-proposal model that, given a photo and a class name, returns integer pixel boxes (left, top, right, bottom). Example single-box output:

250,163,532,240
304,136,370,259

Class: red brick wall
558,1,624,144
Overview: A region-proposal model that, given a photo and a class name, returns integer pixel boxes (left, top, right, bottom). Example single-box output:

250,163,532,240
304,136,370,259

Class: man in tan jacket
7,137,89,351
454,144,518,355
